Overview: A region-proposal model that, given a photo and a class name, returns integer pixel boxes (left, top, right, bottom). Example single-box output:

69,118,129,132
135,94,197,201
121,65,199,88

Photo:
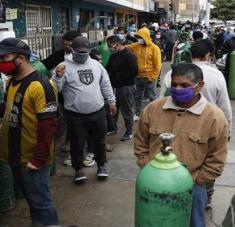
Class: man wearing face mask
0,38,59,226
52,36,117,183
160,39,232,139
135,63,228,227
127,27,162,121
160,39,232,210
106,35,138,141
115,27,137,44
42,30,81,71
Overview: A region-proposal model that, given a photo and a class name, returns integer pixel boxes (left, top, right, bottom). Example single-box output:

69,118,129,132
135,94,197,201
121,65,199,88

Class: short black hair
190,39,214,58
171,63,203,83
192,31,203,41
63,30,82,41
90,48,101,61
107,35,123,45
116,27,127,33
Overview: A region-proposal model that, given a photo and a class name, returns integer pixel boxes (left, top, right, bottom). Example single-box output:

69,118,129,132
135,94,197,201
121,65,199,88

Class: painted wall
7,0,115,37
8,0,72,37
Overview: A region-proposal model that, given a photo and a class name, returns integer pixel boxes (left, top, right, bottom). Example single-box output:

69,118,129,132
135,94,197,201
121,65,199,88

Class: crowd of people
0,19,233,227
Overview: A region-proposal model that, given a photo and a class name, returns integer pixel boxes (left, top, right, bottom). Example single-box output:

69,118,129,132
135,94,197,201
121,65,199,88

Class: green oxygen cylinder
228,51,235,100
135,133,193,227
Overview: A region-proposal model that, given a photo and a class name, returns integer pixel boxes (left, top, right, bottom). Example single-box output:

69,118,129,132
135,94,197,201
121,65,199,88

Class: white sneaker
134,114,140,121
83,153,95,167
64,155,72,166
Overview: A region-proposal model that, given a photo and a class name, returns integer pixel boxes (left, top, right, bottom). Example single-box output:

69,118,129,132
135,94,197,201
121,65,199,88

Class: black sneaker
121,132,133,141
74,170,87,184
97,166,109,179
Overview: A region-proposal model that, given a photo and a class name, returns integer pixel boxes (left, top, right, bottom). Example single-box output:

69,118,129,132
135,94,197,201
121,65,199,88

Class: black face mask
72,52,89,64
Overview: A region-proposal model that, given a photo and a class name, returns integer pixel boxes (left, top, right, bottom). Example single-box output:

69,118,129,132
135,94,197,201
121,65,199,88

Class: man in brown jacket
134,63,228,227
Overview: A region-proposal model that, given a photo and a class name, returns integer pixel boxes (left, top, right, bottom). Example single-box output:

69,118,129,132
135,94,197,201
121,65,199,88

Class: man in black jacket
42,30,81,70
106,35,138,141
42,30,81,153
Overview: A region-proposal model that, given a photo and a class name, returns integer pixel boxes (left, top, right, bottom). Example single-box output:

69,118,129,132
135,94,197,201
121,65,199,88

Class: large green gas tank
229,51,235,100
135,133,193,227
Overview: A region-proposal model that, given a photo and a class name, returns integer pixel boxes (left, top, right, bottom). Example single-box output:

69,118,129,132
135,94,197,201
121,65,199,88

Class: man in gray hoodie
52,36,116,183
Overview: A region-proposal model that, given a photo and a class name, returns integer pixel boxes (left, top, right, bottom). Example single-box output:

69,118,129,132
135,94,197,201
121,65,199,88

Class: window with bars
25,5,53,59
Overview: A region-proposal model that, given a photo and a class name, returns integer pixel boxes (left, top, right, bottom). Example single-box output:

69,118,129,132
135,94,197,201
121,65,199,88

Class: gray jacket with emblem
52,54,115,114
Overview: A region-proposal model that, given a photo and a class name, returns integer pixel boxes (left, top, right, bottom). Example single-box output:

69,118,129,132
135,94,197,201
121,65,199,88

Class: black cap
72,36,90,53
0,38,31,57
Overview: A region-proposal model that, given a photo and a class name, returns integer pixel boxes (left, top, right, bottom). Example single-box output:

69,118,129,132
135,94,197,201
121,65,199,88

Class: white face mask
117,33,126,40
156,35,161,39
138,39,145,45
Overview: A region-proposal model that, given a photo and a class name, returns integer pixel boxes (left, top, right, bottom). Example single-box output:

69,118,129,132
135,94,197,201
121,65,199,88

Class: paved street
1,62,235,227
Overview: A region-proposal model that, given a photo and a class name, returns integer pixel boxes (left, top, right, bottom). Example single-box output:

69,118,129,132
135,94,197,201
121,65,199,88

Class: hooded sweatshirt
127,27,162,82
52,54,115,114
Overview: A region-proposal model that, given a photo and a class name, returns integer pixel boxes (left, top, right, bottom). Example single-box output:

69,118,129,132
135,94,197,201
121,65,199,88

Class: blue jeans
190,184,208,227
135,77,156,116
12,166,59,226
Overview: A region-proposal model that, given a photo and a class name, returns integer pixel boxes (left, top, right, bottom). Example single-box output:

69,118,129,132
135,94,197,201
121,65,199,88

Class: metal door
25,5,52,59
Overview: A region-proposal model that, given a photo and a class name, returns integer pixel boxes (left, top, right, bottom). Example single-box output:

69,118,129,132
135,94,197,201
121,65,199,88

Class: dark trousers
114,85,135,134
11,166,58,226
106,102,117,132
135,77,156,116
69,107,107,170
165,42,174,60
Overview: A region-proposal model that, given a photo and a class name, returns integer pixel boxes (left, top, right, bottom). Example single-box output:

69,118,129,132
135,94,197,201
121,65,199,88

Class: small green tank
135,133,193,227
229,51,235,100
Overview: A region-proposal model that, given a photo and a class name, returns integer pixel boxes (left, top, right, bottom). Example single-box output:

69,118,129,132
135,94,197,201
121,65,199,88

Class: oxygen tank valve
159,133,175,156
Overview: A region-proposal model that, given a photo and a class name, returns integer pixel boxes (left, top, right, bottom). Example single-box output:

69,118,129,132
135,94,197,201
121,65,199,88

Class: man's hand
27,162,39,170
109,104,117,115
55,64,66,78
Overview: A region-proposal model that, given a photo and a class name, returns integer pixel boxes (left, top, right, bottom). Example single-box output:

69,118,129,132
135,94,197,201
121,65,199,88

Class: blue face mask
72,52,89,64
170,84,198,104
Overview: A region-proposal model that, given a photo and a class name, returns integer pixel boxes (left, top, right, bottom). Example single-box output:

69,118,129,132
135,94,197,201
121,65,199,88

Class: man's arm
196,120,228,185
100,65,116,105
51,64,66,92
153,45,162,78
216,73,232,139
126,52,138,78
99,65,117,115
29,80,58,169
30,117,58,169
134,108,151,168
159,70,172,98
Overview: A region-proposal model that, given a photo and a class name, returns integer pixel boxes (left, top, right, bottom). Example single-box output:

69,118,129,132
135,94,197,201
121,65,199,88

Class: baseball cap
0,38,31,57
72,36,90,53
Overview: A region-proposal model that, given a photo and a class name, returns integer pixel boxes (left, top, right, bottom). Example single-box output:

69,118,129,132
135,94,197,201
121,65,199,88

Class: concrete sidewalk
1,62,235,227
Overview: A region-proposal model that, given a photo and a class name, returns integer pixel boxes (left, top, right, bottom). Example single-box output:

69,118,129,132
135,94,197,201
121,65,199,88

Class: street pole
192,0,195,22
205,0,211,26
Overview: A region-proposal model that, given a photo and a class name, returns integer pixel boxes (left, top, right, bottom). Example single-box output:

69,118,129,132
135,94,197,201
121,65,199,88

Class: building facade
1,0,162,59
156,0,200,22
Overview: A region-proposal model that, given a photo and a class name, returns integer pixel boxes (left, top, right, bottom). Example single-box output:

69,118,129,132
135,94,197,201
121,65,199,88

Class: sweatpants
69,107,107,171
114,85,135,134
135,77,157,116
